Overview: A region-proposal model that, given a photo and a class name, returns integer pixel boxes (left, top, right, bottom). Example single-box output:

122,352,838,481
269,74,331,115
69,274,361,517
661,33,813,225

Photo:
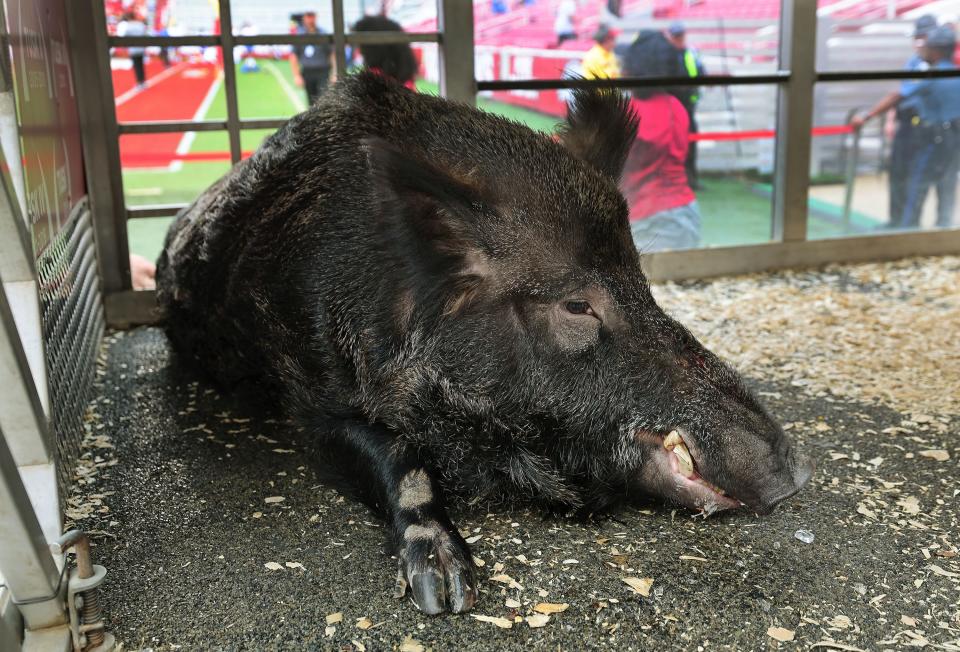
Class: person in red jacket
620,31,701,251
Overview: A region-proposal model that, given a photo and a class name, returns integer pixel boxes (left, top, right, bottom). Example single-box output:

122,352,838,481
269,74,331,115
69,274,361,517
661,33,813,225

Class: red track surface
113,59,219,168
112,59,167,97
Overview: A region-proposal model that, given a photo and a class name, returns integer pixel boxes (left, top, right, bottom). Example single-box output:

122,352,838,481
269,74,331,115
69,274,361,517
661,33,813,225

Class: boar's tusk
663,430,695,478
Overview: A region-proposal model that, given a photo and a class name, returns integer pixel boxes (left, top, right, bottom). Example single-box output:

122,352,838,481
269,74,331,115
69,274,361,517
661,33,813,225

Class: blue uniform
900,60,960,123
897,55,928,116
892,60,960,229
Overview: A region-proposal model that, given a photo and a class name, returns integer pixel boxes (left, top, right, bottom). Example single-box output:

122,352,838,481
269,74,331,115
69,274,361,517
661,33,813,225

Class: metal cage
2,1,959,650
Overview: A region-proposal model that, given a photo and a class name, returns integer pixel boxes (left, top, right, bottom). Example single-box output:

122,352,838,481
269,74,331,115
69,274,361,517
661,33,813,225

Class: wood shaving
767,626,795,642
928,564,959,578
325,612,343,625
918,449,950,461
490,574,523,591
263,562,283,571
826,615,851,629
856,503,877,519
533,602,569,614
399,636,424,652
622,577,653,596
471,614,514,628
897,496,921,515
526,614,550,628
810,643,868,652
654,256,960,416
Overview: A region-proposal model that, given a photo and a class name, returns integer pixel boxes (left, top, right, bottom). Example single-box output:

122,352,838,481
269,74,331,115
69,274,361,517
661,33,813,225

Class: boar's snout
748,452,815,516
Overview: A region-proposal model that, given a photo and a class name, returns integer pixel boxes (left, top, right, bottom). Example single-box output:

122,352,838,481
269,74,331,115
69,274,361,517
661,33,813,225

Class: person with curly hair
353,15,419,91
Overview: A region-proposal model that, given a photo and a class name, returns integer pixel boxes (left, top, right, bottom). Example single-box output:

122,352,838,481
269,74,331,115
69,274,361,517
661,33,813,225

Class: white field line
170,68,224,172
114,61,187,107
263,60,307,113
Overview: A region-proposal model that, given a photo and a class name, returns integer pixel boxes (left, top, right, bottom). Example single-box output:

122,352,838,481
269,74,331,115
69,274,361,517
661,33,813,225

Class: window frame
71,0,960,325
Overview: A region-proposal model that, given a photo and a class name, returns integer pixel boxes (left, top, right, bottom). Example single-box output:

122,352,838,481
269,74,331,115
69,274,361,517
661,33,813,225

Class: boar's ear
365,137,491,307
558,87,639,181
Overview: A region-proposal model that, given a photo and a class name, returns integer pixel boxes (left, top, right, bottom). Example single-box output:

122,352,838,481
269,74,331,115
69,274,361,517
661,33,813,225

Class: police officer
852,24,960,229
892,15,936,226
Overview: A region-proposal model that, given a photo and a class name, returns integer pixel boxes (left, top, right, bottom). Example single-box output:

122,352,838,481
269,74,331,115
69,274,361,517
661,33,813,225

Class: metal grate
35,204,105,499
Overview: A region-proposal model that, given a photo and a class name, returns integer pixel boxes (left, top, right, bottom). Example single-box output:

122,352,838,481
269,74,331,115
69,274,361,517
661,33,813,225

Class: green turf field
125,63,879,262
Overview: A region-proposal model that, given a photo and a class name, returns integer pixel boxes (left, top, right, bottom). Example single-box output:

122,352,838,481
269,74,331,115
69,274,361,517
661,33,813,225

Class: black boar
156,72,813,615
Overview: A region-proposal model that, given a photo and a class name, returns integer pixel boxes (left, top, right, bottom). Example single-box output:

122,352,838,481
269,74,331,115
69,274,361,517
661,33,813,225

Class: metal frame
66,0,129,297
0,142,71,652
0,143,59,549
84,0,959,326
475,0,960,275
80,0,464,322
772,0,816,242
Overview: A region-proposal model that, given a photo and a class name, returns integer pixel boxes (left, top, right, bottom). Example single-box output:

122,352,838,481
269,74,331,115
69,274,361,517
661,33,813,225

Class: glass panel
475,83,778,251
231,1,332,35
233,2,438,120
235,56,308,120
110,47,227,122
235,45,439,121
816,0,952,73
344,0,437,32
472,89,563,134
106,0,218,37
128,216,175,265
809,80,960,238
474,3,779,86
230,0,329,122
120,132,232,207
623,83,778,251
230,1,437,35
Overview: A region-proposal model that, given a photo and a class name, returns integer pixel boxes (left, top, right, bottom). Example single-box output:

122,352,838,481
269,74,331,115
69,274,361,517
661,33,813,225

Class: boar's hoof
397,521,477,615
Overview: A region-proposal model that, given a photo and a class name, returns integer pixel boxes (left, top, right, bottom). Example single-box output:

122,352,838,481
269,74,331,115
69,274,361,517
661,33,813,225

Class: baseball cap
914,14,937,38
668,21,685,36
926,25,956,50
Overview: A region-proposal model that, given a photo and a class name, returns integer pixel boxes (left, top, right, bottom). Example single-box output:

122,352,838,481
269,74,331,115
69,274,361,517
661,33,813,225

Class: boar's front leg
325,420,478,615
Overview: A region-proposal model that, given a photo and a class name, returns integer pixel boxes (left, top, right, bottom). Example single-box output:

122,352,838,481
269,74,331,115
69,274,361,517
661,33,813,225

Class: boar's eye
565,300,597,318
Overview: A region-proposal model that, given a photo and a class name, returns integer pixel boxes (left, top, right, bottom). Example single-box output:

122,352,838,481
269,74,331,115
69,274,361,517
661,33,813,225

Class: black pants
893,122,960,228
131,54,146,86
889,122,911,224
302,67,331,105
685,111,699,188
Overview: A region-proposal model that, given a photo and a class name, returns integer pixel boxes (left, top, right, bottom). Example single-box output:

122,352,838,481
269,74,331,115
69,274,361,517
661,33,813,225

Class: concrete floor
808,174,959,229
73,317,959,651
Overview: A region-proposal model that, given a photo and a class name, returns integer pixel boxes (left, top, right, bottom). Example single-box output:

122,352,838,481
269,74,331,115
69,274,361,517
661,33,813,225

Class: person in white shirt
117,12,148,88
554,0,577,46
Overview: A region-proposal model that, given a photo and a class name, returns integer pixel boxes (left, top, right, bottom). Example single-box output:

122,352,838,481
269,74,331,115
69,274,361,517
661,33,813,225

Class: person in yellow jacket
582,25,620,79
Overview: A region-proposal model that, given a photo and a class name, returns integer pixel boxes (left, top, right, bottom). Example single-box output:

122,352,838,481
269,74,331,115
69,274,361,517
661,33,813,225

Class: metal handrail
841,107,864,233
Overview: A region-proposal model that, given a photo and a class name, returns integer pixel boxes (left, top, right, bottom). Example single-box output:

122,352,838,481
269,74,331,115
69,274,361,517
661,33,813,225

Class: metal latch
53,530,116,652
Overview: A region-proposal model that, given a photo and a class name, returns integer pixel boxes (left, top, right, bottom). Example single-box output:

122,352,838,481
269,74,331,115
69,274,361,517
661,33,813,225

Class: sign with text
5,0,87,256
